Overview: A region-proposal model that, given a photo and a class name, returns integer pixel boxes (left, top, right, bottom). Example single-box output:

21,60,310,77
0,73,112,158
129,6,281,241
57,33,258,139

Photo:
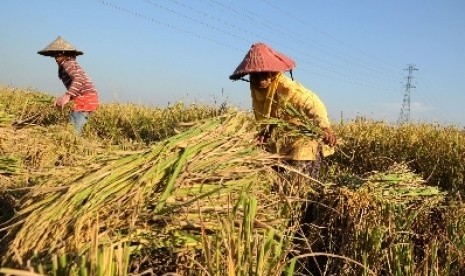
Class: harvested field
1,87,465,275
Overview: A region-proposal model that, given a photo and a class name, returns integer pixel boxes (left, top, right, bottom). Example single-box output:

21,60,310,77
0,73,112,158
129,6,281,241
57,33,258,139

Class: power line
415,73,455,124
93,0,399,93
200,0,400,89
93,0,243,52
139,0,251,44
256,0,402,79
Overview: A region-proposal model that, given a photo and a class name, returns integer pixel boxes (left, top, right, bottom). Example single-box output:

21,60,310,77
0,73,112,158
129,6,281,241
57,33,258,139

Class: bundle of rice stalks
0,157,20,175
0,156,21,192
258,103,324,141
0,87,65,127
345,163,444,204
89,101,230,144
0,104,15,125
331,120,465,192
2,112,304,273
0,123,117,193
298,163,458,275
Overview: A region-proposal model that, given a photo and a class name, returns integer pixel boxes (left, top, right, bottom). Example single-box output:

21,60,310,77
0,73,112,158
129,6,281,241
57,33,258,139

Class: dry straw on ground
2,87,465,275
2,112,307,274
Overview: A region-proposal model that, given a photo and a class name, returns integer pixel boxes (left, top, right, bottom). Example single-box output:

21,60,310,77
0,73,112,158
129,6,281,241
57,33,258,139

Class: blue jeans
70,111,90,135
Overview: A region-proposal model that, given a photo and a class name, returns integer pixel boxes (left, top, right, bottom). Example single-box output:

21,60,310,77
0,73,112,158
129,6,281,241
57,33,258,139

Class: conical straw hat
229,42,295,80
37,36,83,56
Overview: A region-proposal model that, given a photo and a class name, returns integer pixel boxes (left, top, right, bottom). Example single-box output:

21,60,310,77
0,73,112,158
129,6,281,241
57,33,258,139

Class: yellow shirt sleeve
275,74,331,129
249,73,335,160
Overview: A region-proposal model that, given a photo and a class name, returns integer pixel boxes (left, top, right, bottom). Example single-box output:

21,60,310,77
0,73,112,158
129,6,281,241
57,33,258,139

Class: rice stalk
3,112,298,271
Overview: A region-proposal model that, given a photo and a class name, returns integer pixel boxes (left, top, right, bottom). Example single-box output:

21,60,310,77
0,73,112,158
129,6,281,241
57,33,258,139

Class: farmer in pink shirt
38,36,99,135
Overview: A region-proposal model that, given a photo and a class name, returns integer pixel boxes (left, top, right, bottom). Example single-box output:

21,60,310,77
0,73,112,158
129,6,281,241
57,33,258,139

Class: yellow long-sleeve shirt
251,72,335,160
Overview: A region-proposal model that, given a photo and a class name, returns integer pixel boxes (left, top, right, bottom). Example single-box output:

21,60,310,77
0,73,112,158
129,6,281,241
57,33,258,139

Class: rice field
0,86,464,275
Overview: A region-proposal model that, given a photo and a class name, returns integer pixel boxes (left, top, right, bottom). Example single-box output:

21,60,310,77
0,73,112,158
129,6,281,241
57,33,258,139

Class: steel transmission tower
398,64,418,124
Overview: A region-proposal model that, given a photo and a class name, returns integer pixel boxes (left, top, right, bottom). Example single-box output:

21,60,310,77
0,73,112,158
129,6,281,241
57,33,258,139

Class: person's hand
256,128,269,145
256,134,266,145
256,125,275,145
54,94,71,109
322,128,337,147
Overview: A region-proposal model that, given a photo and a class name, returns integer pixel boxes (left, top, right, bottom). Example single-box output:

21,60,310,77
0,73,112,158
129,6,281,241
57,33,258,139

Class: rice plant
1,87,465,275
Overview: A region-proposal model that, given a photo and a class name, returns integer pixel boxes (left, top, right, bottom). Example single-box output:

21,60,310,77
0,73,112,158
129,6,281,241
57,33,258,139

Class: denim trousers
70,111,90,135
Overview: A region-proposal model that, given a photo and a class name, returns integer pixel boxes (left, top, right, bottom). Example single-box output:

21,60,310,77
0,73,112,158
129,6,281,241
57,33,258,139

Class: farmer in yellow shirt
229,42,337,179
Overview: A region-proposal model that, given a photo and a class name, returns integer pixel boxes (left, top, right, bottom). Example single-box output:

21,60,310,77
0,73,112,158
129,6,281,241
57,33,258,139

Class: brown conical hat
37,36,83,57
229,42,295,80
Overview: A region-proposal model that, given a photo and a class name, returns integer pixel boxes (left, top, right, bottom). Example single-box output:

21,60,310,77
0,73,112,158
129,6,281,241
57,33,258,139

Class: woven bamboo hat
229,42,295,80
37,36,83,57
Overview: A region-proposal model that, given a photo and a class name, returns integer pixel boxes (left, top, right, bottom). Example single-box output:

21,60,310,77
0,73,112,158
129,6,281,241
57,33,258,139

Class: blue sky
1,0,464,126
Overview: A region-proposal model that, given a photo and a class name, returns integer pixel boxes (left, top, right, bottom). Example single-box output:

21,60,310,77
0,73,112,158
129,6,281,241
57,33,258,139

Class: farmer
229,42,337,179
38,36,99,135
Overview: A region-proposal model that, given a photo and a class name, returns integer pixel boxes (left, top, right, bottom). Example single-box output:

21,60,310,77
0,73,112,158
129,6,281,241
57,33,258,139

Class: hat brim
229,43,295,81
37,50,84,57
229,69,284,80
229,73,247,80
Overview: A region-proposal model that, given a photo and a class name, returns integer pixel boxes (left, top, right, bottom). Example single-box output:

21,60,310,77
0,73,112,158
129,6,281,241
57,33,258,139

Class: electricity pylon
398,64,418,124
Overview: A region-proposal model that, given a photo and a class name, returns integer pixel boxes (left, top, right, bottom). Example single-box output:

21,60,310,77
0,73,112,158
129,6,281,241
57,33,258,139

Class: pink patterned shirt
58,57,98,112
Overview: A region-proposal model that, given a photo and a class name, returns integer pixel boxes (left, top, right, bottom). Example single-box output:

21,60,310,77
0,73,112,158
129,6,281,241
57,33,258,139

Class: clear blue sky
1,0,464,125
